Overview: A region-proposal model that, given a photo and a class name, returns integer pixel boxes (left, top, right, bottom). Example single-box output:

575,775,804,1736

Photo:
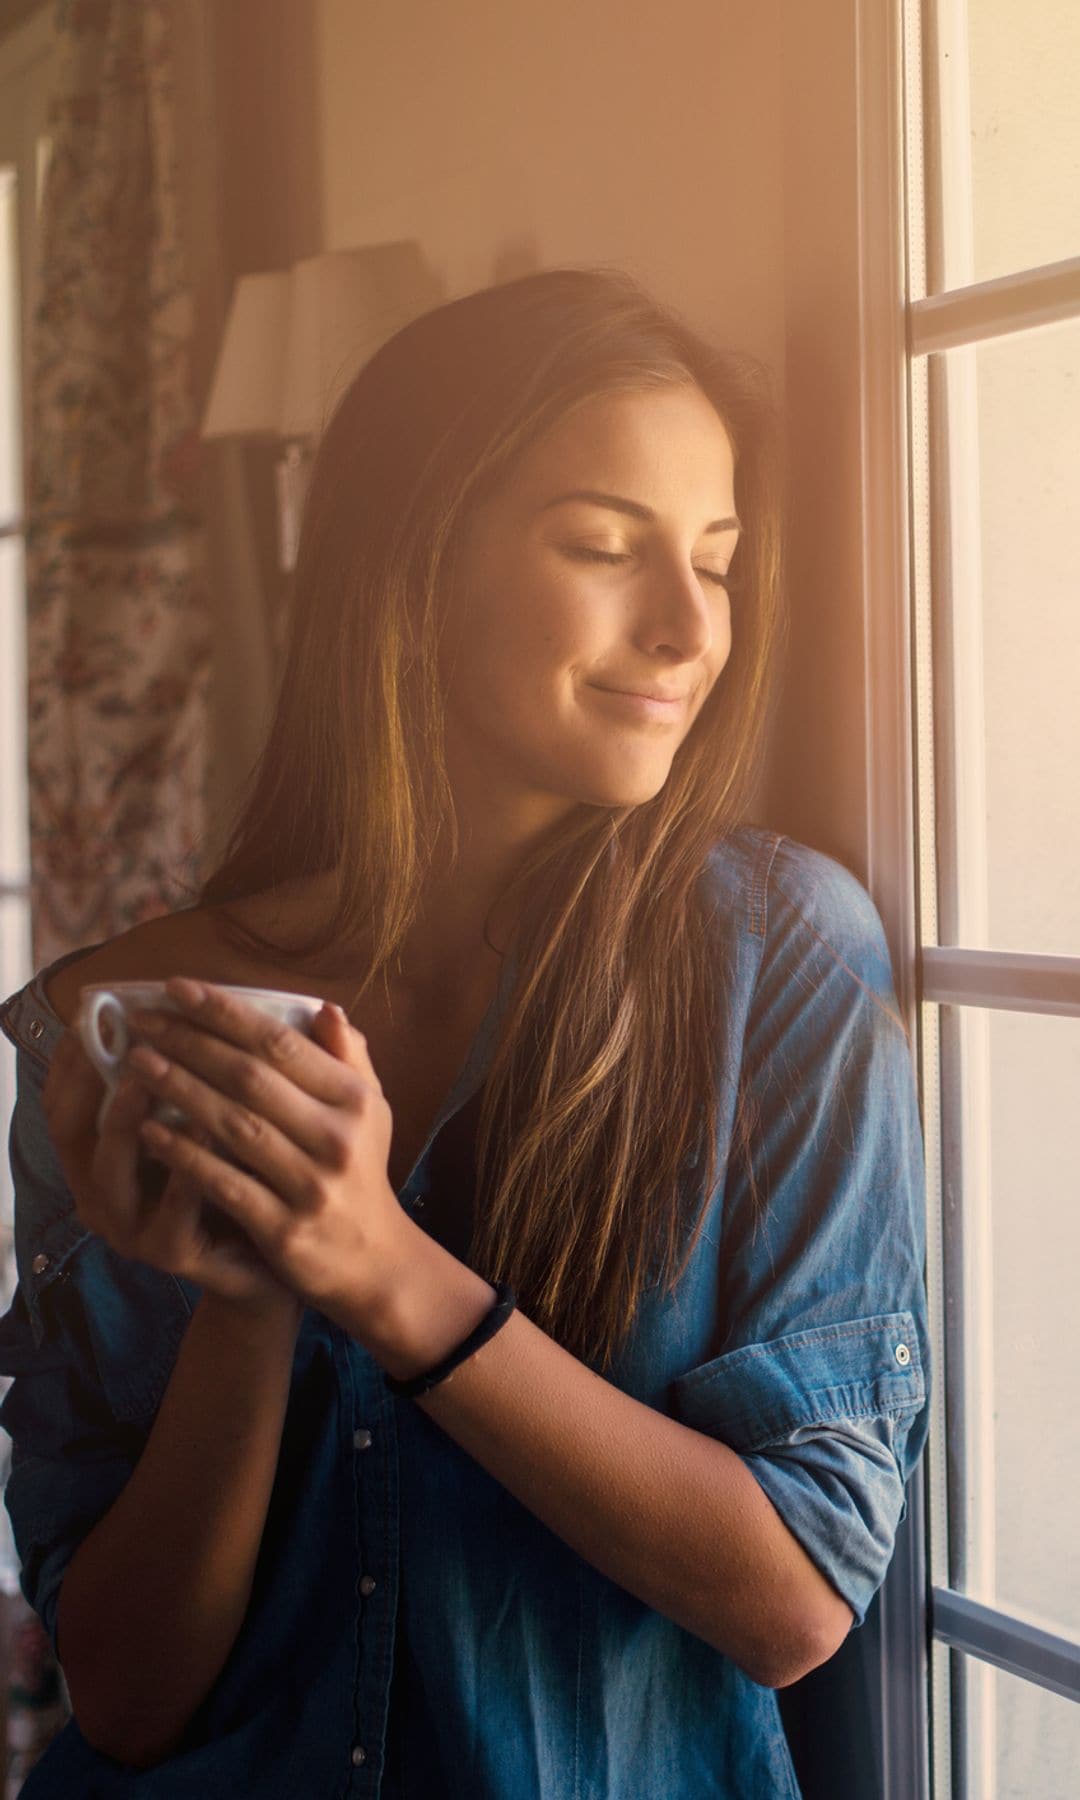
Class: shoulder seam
769,853,908,1036
748,831,786,939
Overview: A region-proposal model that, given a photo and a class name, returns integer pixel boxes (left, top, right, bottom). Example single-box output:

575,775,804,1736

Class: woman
0,266,930,1797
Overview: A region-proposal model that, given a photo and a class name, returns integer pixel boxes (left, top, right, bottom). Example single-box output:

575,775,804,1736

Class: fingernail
166,977,206,1006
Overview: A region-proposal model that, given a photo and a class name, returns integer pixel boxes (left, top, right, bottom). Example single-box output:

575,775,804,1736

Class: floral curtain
5,0,210,1786
25,0,210,970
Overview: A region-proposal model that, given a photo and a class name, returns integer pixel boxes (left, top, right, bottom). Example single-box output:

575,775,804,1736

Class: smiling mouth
586,686,687,722
594,686,689,703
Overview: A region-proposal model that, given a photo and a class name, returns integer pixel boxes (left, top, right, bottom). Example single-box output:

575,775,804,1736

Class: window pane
953,1652,1080,1800
932,0,1080,288
930,318,1080,954
957,1006,1080,1638
0,534,29,888
0,165,19,521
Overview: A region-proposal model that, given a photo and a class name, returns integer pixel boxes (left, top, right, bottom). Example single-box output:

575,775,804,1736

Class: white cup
76,981,328,1134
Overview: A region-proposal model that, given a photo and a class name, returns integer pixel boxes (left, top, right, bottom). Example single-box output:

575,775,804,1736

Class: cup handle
80,991,129,1079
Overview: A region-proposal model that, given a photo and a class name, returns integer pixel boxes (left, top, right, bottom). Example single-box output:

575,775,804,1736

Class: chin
577,769,674,809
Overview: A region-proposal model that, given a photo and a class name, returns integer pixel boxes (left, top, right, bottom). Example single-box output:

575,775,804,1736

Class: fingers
125,1042,340,1212
166,979,386,1097
118,1000,387,1206
137,1117,286,1249
43,1034,283,1303
98,1070,155,1138
85,1074,158,1240
42,1031,106,1148
150,981,366,1105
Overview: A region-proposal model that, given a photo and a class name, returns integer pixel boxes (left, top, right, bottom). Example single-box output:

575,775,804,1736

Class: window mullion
921,948,1080,1017
932,1589,1080,1706
911,256,1080,355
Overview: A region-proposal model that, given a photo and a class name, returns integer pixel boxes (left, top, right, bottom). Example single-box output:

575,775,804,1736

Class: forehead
515,384,736,501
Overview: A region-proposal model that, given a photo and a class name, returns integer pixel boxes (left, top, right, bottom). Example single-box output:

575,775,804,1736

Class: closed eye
564,546,739,593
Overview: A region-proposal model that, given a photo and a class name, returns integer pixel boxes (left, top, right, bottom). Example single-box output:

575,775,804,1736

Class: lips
586,685,687,724
592,685,689,703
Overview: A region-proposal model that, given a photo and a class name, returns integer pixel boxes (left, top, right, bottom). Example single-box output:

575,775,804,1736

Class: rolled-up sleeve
671,840,931,1630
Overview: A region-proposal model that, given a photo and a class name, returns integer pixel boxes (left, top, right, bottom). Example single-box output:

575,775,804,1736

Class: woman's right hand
41,1029,303,1318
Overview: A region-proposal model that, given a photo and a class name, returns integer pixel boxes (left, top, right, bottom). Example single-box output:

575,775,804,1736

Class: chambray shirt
0,827,931,1799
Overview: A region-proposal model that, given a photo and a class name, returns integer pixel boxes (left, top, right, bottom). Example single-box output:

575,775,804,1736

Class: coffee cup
76,981,328,1135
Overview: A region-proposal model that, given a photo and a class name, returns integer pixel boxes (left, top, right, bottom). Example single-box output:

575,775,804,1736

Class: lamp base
274,439,313,571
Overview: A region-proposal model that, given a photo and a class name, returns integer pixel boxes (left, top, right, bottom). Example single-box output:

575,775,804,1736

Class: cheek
708,595,734,668
470,574,591,677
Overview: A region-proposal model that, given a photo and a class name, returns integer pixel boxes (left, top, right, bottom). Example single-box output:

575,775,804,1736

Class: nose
636,556,725,666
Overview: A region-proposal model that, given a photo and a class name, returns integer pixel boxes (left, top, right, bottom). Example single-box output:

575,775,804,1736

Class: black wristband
384,1281,517,1399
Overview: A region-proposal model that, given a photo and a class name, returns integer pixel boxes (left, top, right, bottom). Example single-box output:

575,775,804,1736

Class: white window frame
855,3,1080,1797
851,5,929,1794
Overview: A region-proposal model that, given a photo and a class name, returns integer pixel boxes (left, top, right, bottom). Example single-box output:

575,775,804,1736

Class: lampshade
201,240,441,443
200,269,290,439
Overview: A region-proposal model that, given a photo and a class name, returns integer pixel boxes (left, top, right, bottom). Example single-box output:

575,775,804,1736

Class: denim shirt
0,827,930,1799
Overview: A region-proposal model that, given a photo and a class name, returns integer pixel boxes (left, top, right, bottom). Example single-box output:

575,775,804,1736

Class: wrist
348,1219,497,1383
196,1285,304,1346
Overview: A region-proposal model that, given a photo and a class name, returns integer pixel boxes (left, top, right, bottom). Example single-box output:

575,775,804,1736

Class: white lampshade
201,269,290,439
201,240,441,443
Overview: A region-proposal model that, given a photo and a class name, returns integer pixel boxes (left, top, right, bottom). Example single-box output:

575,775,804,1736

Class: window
0,0,55,1600
905,2,1080,1796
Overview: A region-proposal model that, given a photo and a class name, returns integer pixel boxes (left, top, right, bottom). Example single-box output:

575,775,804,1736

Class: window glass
953,1652,1080,1800
934,0,1080,288
950,1008,1080,1641
930,318,1080,955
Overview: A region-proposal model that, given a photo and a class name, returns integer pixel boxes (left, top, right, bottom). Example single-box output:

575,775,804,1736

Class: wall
315,0,785,456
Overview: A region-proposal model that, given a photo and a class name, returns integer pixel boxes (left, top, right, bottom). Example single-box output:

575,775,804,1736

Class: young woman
0,266,930,1798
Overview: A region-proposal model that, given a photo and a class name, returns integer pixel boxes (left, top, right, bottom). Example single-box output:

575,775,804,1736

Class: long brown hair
196,266,785,1372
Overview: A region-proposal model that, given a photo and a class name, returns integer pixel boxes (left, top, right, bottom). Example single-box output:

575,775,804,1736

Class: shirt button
28,1018,45,1040
351,1744,366,1766
353,1427,372,1450
31,1253,50,1275
895,1342,911,1367
359,1574,376,1596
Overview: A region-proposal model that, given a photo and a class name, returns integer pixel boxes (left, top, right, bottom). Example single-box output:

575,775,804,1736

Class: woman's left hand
124,978,413,1336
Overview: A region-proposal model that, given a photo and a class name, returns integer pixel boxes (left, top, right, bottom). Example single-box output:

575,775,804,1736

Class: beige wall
315,0,785,407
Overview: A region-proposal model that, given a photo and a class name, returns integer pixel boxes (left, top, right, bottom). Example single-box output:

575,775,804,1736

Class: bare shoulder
44,906,246,1030
44,870,345,1029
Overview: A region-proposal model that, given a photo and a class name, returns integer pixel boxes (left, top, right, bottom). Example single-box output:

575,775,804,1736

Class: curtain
5,1,220,1786
25,0,211,971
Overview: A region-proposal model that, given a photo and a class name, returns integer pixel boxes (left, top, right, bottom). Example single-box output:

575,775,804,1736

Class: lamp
201,241,441,570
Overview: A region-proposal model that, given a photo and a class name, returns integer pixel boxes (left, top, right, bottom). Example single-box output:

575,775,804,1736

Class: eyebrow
539,488,741,535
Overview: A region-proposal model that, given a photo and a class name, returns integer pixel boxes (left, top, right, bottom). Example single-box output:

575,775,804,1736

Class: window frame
858,0,1080,1795
841,1,1080,1793
852,3,930,1794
